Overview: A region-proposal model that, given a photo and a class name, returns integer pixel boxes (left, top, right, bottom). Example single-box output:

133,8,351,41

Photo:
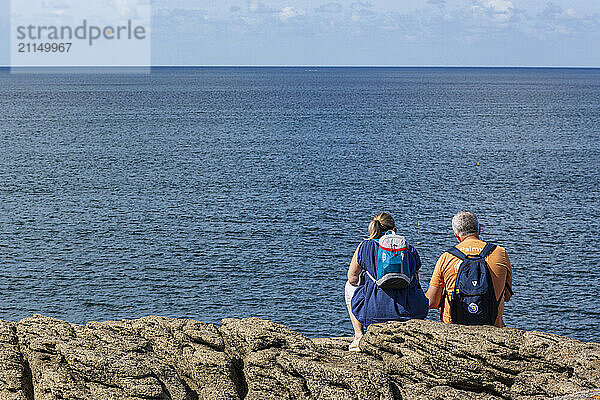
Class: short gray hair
452,211,479,237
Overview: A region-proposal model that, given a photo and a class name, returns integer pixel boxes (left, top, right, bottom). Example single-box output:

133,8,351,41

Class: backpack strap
446,247,467,260
479,243,497,259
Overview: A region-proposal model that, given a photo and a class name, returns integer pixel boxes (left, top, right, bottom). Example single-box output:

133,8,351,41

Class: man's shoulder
488,243,511,269
435,249,456,267
490,243,509,256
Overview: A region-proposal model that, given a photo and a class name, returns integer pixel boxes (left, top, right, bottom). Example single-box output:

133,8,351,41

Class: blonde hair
368,212,395,239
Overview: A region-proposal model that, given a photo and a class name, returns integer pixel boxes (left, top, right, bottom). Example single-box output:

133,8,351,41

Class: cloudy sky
2,0,600,66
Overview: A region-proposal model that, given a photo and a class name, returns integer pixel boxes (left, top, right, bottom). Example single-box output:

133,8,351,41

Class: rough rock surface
0,315,598,400
551,389,600,400
360,321,600,400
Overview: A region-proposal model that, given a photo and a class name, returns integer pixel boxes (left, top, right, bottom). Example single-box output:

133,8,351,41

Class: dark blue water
0,67,598,341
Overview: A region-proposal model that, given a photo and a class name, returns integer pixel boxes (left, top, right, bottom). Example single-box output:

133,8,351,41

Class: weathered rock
16,315,238,400
551,389,600,400
220,317,395,400
0,315,598,400
0,320,31,400
360,320,600,400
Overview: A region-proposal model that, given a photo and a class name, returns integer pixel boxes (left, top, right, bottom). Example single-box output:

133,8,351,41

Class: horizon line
2,64,600,69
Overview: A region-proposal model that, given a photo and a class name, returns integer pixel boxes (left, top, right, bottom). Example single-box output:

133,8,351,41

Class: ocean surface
0,67,598,342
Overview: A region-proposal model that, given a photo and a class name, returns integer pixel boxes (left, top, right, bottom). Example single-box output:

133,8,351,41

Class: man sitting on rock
425,211,513,327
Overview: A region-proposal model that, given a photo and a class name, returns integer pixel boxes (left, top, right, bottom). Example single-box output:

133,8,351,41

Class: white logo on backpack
472,280,478,286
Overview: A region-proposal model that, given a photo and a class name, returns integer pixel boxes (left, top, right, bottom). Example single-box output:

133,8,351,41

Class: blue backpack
447,243,499,325
367,231,415,289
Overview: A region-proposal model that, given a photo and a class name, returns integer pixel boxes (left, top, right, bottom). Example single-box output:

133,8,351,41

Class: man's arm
347,244,362,285
425,254,447,309
425,285,443,309
503,249,513,302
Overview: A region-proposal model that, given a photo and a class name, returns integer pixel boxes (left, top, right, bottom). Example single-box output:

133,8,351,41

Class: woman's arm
347,244,362,285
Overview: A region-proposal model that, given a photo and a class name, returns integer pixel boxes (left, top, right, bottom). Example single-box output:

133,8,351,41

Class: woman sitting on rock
345,212,429,351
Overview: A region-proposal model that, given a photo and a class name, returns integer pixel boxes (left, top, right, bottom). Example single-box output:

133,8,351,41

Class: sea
0,67,598,342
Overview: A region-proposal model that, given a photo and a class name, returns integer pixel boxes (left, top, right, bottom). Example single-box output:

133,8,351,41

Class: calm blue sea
0,67,598,341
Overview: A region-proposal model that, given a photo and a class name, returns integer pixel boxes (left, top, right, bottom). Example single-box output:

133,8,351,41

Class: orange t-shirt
429,238,512,327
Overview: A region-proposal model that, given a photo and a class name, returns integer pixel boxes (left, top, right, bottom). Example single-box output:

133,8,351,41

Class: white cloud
472,0,515,24
41,0,72,10
350,1,375,15
278,6,305,21
539,3,585,21
483,0,513,14
145,0,600,63
113,0,150,19
248,1,276,14
533,2,599,39
315,3,343,14
565,8,577,18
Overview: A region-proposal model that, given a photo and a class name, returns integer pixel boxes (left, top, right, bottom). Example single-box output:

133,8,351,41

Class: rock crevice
0,316,598,400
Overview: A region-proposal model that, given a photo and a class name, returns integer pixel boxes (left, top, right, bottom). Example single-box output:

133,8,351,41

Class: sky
1,0,600,66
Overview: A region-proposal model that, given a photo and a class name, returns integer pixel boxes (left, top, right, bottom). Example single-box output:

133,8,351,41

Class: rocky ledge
0,316,598,400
